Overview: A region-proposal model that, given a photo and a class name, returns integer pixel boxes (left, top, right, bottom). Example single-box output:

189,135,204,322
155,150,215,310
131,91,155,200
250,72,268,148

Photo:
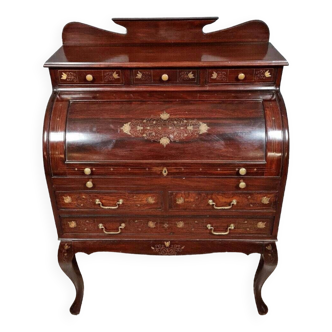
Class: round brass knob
239,168,247,176
238,73,245,80
239,180,246,189
86,74,93,82
86,180,93,188
84,168,91,175
161,74,169,81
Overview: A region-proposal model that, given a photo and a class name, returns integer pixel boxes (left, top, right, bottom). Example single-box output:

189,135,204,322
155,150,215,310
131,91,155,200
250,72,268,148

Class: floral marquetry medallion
120,111,210,147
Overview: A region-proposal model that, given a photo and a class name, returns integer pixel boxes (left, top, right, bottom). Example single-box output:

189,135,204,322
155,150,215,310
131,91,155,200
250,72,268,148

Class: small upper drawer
56,191,162,211
207,68,275,84
58,70,123,84
132,69,198,84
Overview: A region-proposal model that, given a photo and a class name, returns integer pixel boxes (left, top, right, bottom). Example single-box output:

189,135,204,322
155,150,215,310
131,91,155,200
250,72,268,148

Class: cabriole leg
254,242,278,315
58,242,84,315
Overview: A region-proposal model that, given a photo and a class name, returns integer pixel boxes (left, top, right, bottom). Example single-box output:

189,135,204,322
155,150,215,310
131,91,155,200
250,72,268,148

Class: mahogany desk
43,18,289,315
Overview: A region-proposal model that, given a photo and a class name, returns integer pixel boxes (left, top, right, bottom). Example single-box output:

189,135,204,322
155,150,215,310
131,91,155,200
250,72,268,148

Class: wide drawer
52,177,280,192
170,192,277,211
60,216,273,239
56,191,163,211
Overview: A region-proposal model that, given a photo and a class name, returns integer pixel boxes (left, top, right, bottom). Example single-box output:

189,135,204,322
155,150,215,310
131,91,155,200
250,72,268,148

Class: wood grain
61,18,270,46
44,18,288,315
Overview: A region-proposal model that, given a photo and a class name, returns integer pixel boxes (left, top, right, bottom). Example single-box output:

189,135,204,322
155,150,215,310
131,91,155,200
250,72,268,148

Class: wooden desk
43,17,289,315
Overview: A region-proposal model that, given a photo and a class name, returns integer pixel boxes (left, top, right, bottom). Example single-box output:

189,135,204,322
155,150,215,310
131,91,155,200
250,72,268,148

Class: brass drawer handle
95,199,123,209
207,223,235,236
98,223,125,235
208,199,237,210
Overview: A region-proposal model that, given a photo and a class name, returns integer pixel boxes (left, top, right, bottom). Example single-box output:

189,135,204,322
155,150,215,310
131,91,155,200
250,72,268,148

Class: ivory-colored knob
239,180,246,189
239,168,247,175
161,74,169,81
238,73,245,80
86,180,93,188
84,168,91,175
86,74,93,81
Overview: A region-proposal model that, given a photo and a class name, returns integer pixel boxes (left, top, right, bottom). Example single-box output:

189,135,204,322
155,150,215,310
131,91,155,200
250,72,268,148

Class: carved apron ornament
121,111,210,147
151,241,185,255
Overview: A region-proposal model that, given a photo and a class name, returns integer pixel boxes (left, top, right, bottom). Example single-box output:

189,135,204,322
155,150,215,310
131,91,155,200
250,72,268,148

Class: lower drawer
56,191,162,211
170,192,277,211
60,216,273,239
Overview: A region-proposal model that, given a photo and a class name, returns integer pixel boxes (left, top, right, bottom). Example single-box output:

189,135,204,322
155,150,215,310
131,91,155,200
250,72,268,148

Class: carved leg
58,242,84,315
254,243,278,315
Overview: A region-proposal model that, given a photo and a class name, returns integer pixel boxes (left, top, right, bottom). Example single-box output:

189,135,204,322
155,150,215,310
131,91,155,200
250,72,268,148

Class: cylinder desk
43,18,289,315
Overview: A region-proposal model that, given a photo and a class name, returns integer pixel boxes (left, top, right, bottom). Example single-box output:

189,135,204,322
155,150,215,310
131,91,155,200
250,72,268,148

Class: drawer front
61,216,273,239
207,68,275,84
58,70,123,84
169,192,277,211
133,69,198,85
56,191,162,211
52,177,280,192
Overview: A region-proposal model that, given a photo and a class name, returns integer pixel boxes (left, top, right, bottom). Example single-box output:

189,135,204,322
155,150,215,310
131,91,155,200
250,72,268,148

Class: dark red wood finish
44,18,289,315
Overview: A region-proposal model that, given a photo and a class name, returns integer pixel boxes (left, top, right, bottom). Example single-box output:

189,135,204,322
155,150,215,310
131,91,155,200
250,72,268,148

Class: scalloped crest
62,17,270,46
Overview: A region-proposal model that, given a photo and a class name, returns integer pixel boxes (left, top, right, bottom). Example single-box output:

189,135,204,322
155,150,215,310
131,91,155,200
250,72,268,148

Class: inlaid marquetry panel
65,100,266,162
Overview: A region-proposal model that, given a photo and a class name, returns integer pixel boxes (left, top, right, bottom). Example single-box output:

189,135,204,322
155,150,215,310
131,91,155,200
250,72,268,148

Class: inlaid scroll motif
210,70,227,81
60,71,78,82
135,70,152,81
121,111,210,147
254,69,273,80
103,71,121,82
178,71,196,81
